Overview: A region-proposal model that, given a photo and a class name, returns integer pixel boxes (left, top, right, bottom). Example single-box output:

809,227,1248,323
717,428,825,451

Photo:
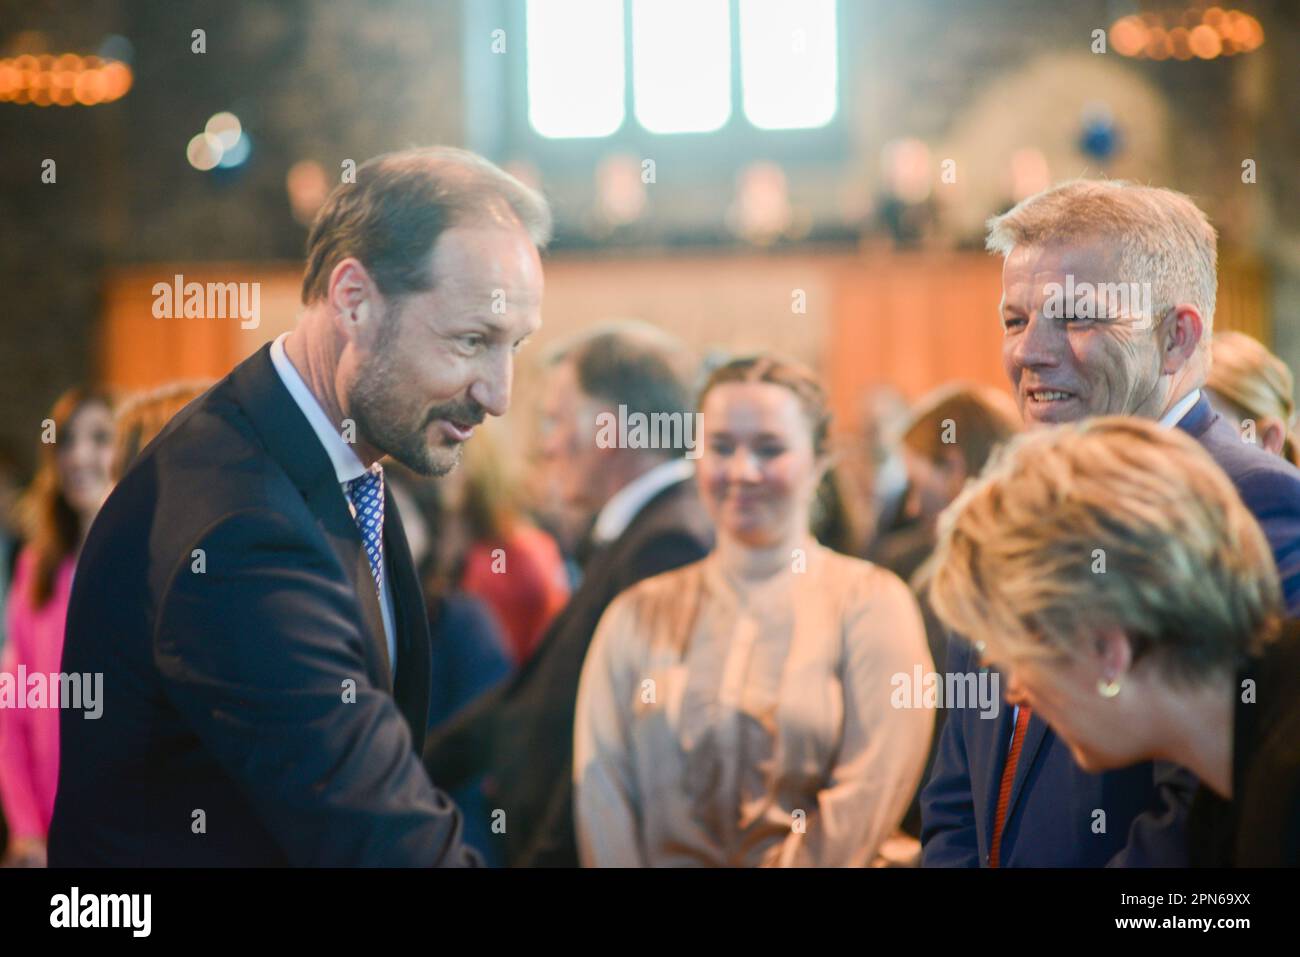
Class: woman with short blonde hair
929,417,1298,865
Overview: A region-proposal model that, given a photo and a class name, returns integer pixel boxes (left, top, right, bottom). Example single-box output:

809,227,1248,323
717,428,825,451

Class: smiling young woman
572,354,935,867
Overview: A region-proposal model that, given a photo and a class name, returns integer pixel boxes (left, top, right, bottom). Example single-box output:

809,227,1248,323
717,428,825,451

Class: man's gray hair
986,179,1218,354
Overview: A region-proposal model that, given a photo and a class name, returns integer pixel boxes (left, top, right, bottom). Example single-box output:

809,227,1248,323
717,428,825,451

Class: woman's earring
1097,677,1122,698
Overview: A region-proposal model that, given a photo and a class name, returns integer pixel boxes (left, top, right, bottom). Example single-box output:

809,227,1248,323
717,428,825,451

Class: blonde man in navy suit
921,180,1300,868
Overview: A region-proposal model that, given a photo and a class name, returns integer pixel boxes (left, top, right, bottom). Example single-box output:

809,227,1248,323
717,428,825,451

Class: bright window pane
739,0,838,130
527,0,625,138
632,0,731,134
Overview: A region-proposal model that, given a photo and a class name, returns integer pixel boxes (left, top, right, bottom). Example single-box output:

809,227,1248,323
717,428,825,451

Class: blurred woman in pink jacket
0,388,114,867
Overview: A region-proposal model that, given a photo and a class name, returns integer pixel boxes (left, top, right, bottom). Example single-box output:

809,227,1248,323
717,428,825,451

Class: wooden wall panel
1216,253,1271,342
827,253,1010,434
99,264,302,392
98,251,1271,443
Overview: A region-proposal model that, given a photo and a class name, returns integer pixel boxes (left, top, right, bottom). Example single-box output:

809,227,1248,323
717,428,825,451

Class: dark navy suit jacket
921,393,1300,867
49,344,477,866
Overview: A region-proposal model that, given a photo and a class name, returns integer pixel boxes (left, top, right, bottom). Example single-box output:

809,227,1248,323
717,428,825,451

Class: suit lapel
1174,392,1216,439
569,479,687,593
323,488,392,684
597,476,689,554
383,485,431,752
228,344,393,689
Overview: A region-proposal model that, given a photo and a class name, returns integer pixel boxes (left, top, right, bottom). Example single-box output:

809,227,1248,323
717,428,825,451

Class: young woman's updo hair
697,354,831,457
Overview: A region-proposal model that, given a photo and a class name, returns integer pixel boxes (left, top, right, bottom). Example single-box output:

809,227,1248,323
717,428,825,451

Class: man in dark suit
423,323,713,867
49,147,551,866
921,179,1300,867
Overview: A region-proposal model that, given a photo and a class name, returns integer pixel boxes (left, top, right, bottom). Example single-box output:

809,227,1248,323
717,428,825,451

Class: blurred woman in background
888,383,1021,838
1205,331,1298,465
112,380,212,479
384,466,513,729
445,420,569,667
876,383,1021,584
930,418,1300,866
574,355,933,867
0,388,115,867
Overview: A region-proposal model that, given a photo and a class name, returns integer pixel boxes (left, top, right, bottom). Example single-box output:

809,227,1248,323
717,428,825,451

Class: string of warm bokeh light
1110,7,1264,61
0,53,132,106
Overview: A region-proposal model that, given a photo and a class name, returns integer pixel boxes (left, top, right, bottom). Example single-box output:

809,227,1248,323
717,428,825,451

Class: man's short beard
348,305,459,477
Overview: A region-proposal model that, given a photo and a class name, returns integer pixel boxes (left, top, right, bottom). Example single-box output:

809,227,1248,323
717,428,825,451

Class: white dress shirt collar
269,333,368,485
591,457,695,546
1158,388,1202,429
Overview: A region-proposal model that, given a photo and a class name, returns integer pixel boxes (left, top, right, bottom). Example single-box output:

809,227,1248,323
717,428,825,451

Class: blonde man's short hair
986,180,1218,354
929,417,1281,686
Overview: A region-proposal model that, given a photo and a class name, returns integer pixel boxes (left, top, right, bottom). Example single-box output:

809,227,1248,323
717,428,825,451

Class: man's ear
1160,303,1204,375
1260,417,1287,457
327,257,383,346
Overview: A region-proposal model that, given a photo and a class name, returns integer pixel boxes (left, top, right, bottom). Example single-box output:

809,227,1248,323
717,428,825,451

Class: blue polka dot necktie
342,463,385,601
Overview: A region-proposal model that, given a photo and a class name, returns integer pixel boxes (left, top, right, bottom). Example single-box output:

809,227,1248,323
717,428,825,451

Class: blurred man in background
424,321,713,867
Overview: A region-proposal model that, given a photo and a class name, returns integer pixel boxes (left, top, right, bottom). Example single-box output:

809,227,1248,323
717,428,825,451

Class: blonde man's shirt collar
1158,388,1202,429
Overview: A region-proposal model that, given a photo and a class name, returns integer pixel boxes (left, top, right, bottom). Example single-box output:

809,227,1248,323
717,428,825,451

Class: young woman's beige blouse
573,542,935,867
